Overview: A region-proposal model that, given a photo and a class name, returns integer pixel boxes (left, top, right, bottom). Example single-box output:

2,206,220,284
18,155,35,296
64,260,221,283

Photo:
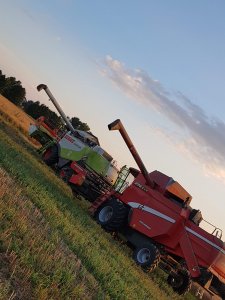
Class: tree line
0,70,90,131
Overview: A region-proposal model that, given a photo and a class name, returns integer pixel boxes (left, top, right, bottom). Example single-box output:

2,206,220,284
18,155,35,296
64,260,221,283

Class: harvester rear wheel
42,145,58,166
133,243,160,272
167,268,192,295
96,197,128,231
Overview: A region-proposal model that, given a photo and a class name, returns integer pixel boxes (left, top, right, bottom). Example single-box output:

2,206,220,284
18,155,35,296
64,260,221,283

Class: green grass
0,170,100,299
0,118,196,300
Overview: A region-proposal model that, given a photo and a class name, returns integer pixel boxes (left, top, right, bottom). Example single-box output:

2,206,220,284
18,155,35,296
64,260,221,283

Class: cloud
102,55,225,183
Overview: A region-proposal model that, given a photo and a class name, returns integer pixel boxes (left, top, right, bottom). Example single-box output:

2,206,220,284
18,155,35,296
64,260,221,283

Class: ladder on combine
113,165,130,193
89,166,131,215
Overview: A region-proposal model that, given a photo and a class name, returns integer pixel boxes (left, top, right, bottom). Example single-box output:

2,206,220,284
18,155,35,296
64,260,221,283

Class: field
0,104,198,299
0,95,34,132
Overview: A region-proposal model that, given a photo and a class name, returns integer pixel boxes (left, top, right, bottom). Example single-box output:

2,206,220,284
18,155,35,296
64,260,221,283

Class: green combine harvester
29,84,121,201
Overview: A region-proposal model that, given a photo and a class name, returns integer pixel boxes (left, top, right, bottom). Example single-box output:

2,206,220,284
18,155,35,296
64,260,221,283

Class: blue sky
1,0,225,233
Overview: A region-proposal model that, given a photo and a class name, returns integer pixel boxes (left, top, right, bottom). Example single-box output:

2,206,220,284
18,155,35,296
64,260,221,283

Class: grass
0,169,100,300
0,117,197,300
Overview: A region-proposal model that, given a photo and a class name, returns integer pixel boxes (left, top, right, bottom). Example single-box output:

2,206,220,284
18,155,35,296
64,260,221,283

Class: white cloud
102,55,225,183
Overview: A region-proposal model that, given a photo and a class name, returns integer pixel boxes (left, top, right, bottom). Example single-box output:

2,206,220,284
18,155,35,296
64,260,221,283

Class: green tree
70,117,90,131
0,69,90,132
23,100,63,128
0,71,6,90
0,71,26,106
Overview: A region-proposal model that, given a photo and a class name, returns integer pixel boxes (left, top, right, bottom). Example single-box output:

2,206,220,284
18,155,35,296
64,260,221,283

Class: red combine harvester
90,119,225,297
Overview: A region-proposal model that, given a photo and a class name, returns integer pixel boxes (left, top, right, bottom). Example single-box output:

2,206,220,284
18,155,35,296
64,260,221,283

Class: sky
1,0,225,234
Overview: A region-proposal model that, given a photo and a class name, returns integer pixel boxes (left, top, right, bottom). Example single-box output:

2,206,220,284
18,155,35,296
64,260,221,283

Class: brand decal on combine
63,134,83,149
134,182,148,192
64,134,75,143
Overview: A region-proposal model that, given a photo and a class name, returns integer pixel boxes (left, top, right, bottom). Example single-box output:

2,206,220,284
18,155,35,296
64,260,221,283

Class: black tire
167,268,192,295
211,276,225,298
42,145,58,166
217,283,225,299
96,197,128,231
59,166,73,183
133,243,160,272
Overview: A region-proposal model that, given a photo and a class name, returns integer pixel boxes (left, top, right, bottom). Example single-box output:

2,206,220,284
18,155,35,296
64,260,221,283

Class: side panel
85,151,109,175
128,201,176,239
209,251,225,284
59,133,89,161
184,224,225,270
59,133,116,181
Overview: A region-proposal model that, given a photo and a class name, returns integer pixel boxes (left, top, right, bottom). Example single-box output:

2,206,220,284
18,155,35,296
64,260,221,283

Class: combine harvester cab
91,119,225,298
31,84,119,202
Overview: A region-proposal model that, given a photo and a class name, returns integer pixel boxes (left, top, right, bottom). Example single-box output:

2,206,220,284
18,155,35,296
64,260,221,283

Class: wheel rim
170,275,183,288
98,206,113,223
137,248,151,263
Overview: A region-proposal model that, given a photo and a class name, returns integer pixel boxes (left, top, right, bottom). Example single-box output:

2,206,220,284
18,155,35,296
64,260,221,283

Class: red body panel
116,172,225,281
69,161,87,186
36,116,60,139
209,250,225,283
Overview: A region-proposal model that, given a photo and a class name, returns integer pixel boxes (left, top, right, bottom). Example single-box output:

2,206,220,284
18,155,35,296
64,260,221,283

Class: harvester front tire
42,145,58,166
133,243,160,272
96,197,128,231
167,268,192,295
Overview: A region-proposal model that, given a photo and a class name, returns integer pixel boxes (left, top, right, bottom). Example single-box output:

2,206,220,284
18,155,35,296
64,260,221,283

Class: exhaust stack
37,84,76,134
108,119,154,188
